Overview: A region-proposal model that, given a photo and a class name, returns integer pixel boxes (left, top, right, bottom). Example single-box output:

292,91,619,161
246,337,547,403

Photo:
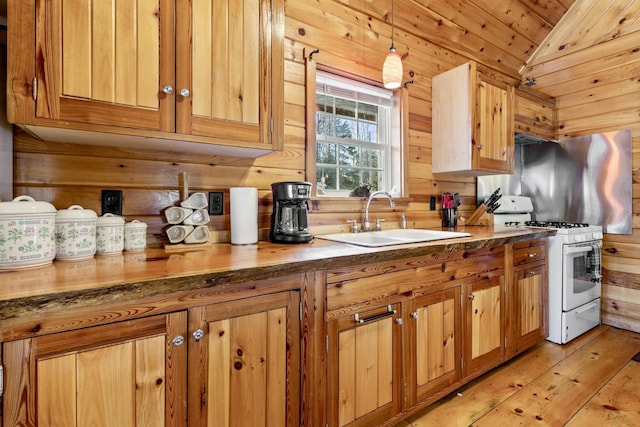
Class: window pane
358,103,378,121
335,98,356,118
316,113,334,137
339,168,361,191
316,94,334,113
362,170,381,191
362,148,380,168
335,118,355,139
339,144,360,166
358,122,377,143
317,141,337,164
317,167,337,190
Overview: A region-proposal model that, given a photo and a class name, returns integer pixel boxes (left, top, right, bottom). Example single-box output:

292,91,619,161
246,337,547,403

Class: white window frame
314,71,402,197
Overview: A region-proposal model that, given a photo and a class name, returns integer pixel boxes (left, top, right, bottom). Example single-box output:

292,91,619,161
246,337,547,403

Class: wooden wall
556,86,640,335
13,1,637,333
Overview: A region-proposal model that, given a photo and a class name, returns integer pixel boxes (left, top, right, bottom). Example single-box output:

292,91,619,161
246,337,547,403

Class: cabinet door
463,276,505,378
175,0,283,148
34,0,175,131
2,312,188,426
408,287,461,406
513,264,547,353
474,78,514,174
327,303,402,427
188,291,300,427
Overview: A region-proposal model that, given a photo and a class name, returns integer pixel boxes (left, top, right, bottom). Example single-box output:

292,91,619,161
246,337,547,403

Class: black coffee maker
270,182,313,243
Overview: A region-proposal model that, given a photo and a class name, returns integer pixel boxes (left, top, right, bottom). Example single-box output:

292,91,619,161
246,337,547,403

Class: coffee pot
269,182,313,243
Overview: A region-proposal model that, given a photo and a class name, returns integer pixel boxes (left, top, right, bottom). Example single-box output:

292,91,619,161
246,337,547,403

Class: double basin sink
316,228,471,247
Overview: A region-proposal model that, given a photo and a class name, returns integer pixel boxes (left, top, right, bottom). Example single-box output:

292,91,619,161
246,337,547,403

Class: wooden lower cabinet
327,303,403,427
463,275,506,379
1,290,300,427
2,312,189,426
406,286,462,405
506,239,548,358
188,291,301,427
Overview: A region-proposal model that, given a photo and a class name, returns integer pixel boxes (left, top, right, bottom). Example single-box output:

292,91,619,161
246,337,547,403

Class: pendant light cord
391,0,395,50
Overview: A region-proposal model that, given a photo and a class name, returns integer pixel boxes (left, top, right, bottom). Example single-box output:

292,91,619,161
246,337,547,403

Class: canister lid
0,195,56,215
125,219,147,230
55,205,98,221
97,213,125,226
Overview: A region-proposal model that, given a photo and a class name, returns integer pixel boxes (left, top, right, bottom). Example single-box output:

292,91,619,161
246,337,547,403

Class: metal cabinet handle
468,294,475,300
180,88,190,97
528,253,538,258
476,144,483,150
162,85,174,94
172,335,185,346
354,305,396,324
411,311,418,319
396,318,404,325
192,329,205,341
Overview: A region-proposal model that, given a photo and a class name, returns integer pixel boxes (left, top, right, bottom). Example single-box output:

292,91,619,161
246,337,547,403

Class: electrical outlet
102,190,123,215
208,192,224,215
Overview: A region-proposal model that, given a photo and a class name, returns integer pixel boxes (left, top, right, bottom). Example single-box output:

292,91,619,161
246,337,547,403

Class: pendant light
382,0,402,89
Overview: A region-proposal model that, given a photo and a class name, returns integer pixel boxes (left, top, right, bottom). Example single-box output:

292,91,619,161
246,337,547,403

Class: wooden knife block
463,205,494,226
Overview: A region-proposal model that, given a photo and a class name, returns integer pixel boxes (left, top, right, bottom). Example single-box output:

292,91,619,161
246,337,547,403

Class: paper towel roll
230,187,258,244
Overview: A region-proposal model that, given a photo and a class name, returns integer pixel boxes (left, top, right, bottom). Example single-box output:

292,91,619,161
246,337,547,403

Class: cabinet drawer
514,244,546,266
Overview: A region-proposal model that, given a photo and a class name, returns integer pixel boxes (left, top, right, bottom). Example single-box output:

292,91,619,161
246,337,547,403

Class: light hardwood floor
397,325,640,426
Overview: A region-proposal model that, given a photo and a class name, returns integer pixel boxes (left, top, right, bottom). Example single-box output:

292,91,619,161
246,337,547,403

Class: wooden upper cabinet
175,0,283,148
31,0,174,132
432,61,515,175
7,0,283,154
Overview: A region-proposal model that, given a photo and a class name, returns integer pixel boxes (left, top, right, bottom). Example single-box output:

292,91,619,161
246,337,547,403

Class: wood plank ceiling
399,0,640,102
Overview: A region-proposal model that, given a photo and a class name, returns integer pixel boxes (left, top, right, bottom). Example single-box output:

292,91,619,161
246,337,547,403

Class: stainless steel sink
316,228,471,247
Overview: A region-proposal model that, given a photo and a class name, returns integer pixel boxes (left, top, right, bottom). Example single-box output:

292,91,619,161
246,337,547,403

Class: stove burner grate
524,221,590,229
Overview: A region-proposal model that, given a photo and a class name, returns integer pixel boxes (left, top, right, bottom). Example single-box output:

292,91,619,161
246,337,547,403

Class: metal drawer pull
468,294,475,300
355,305,396,323
528,253,538,258
172,335,185,346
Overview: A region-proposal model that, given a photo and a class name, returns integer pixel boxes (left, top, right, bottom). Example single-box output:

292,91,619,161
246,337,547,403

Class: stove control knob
574,235,585,242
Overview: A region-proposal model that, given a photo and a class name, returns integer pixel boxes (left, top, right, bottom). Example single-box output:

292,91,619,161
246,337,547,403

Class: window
314,71,401,197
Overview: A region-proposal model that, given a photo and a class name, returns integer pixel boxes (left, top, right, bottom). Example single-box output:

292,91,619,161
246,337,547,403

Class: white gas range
493,197,603,344
538,222,603,344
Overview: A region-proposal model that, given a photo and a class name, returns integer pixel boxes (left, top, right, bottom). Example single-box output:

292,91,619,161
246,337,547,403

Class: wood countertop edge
0,228,556,321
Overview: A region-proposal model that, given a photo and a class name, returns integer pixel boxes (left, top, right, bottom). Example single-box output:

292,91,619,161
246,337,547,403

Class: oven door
562,241,602,311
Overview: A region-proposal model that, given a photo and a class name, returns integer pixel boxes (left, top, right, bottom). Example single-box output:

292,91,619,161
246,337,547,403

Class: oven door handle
564,245,596,255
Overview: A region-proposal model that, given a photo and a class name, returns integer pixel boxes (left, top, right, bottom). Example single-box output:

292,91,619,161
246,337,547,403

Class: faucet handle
346,219,359,233
375,218,385,231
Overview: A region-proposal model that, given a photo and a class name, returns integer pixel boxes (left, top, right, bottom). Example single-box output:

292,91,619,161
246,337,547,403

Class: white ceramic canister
124,220,147,251
0,196,57,270
55,205,98,261
96,213,125,255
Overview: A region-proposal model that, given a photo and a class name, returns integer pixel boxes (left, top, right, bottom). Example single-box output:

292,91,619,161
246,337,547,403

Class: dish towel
586,243,602,282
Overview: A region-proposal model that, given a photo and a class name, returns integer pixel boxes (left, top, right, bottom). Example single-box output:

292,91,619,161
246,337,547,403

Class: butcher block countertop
0,226,555,324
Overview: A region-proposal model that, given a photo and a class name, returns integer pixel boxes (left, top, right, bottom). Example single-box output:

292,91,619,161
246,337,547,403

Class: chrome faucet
364,191,395,231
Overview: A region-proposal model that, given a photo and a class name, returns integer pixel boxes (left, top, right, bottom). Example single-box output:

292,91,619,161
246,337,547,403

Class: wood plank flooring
396,325,640,426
